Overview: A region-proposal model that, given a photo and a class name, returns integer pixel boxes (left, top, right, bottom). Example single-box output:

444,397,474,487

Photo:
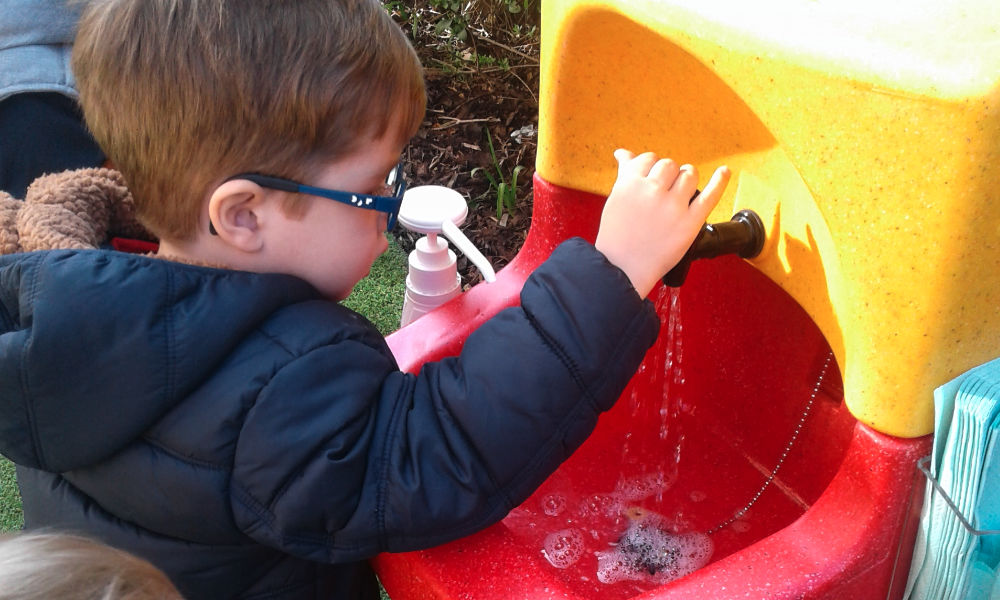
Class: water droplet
731,520,751,533
541,494,567,517
579,494,616,518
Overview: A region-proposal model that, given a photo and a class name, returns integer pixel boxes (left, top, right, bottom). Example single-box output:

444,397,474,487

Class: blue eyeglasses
213,161,406,233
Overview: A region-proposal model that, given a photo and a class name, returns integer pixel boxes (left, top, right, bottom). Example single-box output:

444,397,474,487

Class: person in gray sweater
0,0,104,198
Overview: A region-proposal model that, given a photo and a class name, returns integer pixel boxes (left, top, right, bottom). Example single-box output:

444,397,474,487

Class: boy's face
268,132,406,301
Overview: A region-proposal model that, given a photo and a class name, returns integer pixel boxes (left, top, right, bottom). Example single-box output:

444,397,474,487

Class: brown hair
0,532,183,599
73,0,426,240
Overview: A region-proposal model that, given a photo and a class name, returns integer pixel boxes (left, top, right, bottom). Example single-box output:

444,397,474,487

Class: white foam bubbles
542,528,585,569
596,530,712,584
614,471,676,503
595,549,637,584
595,508,713,585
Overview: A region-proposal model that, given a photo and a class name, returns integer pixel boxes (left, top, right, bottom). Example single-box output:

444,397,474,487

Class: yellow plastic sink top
537,0,1000,438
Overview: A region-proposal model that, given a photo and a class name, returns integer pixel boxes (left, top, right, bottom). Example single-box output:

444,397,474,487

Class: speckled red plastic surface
378,175,931,600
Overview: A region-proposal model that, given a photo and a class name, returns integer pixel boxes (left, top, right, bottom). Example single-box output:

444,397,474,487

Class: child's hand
595,149,731,298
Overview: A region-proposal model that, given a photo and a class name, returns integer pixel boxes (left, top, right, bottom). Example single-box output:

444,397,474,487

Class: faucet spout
662,209,765,287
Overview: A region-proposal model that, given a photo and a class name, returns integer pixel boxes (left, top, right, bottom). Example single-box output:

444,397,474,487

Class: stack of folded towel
906,358,1000,599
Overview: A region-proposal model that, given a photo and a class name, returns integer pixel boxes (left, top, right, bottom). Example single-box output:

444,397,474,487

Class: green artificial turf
343,236,408,335
0,457,21,532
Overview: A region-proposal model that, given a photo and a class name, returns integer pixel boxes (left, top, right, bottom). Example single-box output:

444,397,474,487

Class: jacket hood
0,250,320,472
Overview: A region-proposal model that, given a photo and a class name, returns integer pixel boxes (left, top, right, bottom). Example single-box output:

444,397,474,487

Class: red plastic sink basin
376,175,931,600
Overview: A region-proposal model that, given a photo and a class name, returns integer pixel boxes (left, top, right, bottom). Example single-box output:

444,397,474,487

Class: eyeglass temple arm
235,174,301,194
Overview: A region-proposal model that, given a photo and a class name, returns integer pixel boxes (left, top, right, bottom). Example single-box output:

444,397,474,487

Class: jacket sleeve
230,238,660,562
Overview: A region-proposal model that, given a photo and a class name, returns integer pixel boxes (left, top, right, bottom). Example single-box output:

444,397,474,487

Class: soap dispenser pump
397,186,496,327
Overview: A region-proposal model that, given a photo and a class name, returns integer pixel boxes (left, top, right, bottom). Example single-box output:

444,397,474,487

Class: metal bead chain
707,351,834,535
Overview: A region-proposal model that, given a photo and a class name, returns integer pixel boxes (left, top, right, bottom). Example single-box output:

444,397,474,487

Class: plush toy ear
102,172,153,242
0,193,21,254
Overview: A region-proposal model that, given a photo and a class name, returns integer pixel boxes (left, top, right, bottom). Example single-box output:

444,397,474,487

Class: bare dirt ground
397,19,540,286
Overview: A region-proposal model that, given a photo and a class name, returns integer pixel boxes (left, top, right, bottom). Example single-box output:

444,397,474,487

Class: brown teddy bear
0,168,153,254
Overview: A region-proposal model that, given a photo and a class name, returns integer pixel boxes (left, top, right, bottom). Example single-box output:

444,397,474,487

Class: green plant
473,129,525,220
510,23,538,39
429,0,469,41
381,0,410,19
466,0,539,32
475,54,510,71
503,0,536,16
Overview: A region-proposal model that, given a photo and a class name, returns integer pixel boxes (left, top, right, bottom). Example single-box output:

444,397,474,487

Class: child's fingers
690,166,731,220
614,149,636,178
669,164,699,197
613,148,635,163
647,158,680,185
631,152,658,176
616,150,658,178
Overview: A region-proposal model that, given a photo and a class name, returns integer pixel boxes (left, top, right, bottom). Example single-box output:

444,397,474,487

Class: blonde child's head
72,0,426,241
0,532,183,600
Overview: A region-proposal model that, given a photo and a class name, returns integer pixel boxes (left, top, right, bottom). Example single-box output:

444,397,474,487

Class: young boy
0,1,729,599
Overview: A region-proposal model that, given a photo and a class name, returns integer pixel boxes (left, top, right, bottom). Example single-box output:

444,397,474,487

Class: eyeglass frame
211,161,406,234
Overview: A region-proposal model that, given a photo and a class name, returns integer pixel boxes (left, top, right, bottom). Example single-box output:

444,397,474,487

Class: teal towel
906,358,1000,600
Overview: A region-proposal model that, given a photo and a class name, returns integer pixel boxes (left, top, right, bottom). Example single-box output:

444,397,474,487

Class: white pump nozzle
397,186,496,283
441,219,496,283
397,186,496,327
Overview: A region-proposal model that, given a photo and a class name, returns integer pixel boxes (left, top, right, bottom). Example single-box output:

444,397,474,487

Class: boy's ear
207,179,268,252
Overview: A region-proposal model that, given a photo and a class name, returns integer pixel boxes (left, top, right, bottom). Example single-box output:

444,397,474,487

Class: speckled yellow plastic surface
538,0,1000,438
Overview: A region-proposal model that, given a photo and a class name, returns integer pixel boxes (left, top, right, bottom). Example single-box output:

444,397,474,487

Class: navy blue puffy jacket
0,238,658,598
